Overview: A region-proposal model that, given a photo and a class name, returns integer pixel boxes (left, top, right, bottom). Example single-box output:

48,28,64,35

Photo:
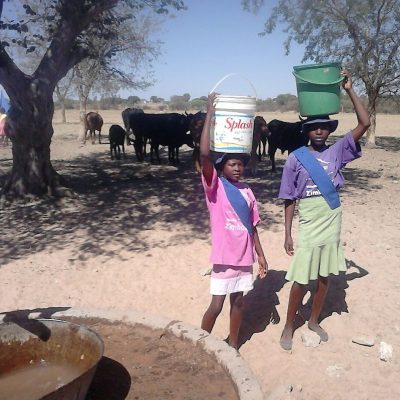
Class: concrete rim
0,307,264,400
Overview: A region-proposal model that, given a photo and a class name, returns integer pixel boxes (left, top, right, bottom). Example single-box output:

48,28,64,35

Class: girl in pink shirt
200,92,268,350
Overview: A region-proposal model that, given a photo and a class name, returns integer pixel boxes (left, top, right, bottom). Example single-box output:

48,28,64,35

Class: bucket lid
214,95,257,110
293,61,342,71
215,95,256,102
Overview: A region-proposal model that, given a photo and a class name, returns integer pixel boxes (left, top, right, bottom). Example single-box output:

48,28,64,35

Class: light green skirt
286,196,346,284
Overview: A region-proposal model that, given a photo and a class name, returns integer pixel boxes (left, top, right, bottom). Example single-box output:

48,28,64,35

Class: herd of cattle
84,108,309,173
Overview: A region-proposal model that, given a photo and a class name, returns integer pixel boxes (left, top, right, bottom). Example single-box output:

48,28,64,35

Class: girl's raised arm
341,70,370,142
200,92,218,185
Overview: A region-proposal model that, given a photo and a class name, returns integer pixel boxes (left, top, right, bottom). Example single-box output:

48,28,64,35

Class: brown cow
85,112,103,144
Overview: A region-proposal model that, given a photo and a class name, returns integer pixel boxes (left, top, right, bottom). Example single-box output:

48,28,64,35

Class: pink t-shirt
202,168,260,266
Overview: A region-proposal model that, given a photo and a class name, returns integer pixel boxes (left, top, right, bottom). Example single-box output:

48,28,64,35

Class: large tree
0,0,185,199
243,0,400,145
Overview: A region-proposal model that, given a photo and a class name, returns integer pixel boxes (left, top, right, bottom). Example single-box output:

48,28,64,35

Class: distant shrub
190,98,206,111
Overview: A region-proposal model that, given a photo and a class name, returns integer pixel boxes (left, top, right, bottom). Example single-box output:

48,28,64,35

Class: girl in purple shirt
278,70,370,351
199,92,268,350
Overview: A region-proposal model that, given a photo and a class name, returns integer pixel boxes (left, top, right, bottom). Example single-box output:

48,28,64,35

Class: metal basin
0,318,104,400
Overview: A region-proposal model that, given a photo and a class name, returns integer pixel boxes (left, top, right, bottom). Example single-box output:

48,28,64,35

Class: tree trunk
55,86,67,123
78,95,88,143
365,93,377,146
61,101,66,123
366,111,376,146
1,90,72,199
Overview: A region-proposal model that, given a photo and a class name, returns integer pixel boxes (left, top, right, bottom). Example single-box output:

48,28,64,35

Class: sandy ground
0,109,399,399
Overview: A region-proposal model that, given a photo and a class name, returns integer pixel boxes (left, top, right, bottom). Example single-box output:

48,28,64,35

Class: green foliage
54,92,400,114
127,95,141,105
150,95,164,103
190,98,207,111
97,96,125,109
169,94,190,110
255,94,298,112
256,98,276,112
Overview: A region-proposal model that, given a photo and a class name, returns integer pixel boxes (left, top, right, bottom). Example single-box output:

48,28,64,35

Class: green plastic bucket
293,62,344,117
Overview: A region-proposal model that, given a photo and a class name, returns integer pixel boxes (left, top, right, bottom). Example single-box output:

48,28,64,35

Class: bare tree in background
0,0,185,200
55,69,75,123
243,0,400,145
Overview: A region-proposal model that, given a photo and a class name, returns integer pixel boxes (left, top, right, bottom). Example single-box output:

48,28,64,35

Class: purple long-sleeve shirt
278,132,361,200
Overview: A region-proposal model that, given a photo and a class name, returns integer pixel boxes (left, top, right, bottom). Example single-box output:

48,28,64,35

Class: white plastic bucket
209,74,257,154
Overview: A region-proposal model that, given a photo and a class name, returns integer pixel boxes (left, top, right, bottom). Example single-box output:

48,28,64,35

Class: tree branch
34,0,118,87
0,48,29,98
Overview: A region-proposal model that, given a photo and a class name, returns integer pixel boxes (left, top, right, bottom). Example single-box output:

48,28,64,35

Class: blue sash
293,146,341,210
220,177,253,235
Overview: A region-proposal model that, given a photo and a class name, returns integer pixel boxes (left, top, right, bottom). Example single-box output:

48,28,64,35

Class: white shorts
210,264,253,295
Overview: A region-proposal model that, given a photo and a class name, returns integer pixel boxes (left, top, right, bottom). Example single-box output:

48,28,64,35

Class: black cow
109,124,126,160
189,113,267,175
128,112,194,164
85,112,103,144
256,117,269,161
188,111,206,172
121,107,144,145
249,116,269,176
266,119,308,172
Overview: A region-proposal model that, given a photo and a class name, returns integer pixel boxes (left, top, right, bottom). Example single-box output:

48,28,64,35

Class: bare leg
201,295,225,333
228,292,244,349
280,282,306,351
308,275,329,341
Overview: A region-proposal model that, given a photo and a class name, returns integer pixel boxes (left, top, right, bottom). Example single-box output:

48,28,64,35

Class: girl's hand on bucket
207,92,218,112
341,69,352,90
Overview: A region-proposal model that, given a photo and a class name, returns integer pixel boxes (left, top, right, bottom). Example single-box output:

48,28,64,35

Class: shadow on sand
299,259,369,323
237,269,287,349
234,259,368,349
1,134,397,268
0,149,283,268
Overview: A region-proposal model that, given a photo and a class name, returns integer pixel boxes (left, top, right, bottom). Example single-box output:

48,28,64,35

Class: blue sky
133,0,307,101
1,0,306,103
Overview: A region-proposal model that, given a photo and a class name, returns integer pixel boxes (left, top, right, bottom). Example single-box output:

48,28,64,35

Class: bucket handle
210,73,258,98
292,71,344,86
